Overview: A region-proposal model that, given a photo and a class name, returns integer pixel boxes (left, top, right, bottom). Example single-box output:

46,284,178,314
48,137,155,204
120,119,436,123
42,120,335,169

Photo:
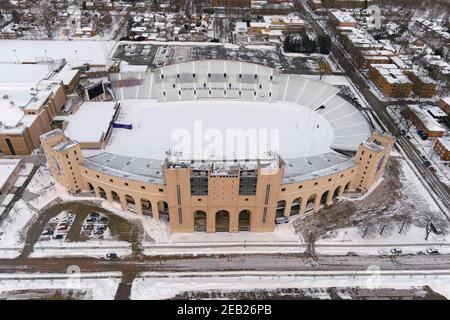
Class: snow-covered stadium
41,60,395,233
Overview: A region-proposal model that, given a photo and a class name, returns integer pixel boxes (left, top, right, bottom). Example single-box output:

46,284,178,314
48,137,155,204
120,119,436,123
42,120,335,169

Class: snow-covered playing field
105,100,334,159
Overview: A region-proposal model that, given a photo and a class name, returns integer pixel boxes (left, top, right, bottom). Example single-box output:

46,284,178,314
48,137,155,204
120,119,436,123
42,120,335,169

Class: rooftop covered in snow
65,101,119,146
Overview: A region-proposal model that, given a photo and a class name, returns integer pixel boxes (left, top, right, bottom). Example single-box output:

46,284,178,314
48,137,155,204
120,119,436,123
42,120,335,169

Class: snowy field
130,271,450,300
0,272,121,300
0,40,117,64
106,100,334,159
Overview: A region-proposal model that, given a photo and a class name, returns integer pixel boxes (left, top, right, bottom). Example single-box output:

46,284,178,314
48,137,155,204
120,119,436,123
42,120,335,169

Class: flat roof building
438,96,450,116
330,11,358,28
0,64,67,155
369,64,413,98
404,105,446,138
0,159,22,196
434,138,450,163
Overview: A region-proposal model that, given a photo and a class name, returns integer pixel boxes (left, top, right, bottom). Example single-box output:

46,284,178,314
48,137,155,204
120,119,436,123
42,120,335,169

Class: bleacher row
110,60,372,152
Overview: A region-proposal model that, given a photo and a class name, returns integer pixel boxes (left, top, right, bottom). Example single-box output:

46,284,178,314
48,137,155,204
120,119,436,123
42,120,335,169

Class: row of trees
283,33,331,54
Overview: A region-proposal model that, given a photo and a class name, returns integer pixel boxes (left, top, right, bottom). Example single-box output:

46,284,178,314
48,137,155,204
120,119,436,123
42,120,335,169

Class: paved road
2,253,450,274
293,0,450,215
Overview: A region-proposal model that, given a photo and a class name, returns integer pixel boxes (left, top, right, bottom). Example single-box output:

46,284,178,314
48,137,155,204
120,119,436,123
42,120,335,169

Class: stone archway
215,210,230,232
98,186,107,199
193,210,207,232
320,191,329,206
276,200,286,218
111,191,120,203
333,186,342,199
290,198,302,216
158,201,169,222
306,194,316,212
125,195,136,213
238,210,251,231
141,199,152,216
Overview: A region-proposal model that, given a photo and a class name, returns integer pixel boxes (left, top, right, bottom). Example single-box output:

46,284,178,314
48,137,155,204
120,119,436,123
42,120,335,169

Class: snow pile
131,271,450,300
0,272,121,300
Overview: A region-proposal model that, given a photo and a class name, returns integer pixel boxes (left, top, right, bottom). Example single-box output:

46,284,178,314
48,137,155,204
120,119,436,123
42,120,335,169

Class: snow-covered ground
0,200,37,255
30,243,132,259
315,155,447,255
131,271,450,300
0,40,117,65
0,272,121,300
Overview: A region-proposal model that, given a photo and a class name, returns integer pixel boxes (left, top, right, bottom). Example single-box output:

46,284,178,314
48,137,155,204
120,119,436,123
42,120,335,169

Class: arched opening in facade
320,191,329,206
98,186,107,199
111,191,120,203
193,210,207,232
344,182,351,192
215,210,230,232
305,194,316,212
276,200,286,218
238,210,251,231
125,195,136,213
141,199,152,216
290,198,302,216
158,201,169,222
333,186,342,199
87,182,94,192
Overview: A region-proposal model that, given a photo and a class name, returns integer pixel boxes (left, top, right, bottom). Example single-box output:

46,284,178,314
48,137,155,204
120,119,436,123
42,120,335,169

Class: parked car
390,248,402,254
98,217,108,223
275,217,289,224
42,229,54,236
82,225,94,231
423,160,432,167
89,212,100,218
426,248,439,255
93,230,104,236
86,217,97,223
52,234,65,240
429,167,437,173
346,251,358,256
57,225,69,231
105,253,119,260
96,225,107,231
49,217,59,224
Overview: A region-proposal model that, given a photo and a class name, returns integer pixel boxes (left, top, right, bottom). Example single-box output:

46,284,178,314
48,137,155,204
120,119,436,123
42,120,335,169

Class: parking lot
39,211,75,242
80,212,109,240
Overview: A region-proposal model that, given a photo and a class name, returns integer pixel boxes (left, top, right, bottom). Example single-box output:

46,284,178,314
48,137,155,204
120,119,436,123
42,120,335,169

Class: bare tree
398,104,414,134
358,217,376,239
375,217,395,237
416,212,449,240
39,1,57,39
393,211,414,234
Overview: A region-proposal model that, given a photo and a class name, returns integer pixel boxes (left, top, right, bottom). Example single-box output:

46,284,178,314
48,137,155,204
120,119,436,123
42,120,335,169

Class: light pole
342,231,348,243
13,48,18,63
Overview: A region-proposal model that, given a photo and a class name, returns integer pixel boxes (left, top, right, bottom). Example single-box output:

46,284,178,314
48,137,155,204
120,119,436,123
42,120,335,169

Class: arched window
193,210,207,232
141,199,152,217
215,210,229,232
238,210,251,231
